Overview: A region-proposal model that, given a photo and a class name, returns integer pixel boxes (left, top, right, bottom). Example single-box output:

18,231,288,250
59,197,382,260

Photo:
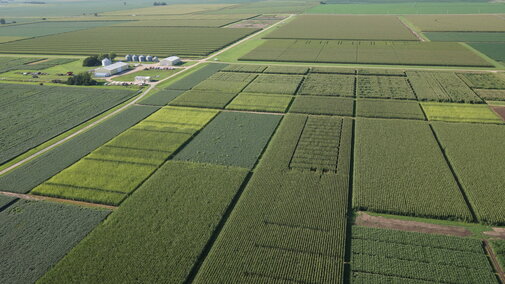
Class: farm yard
2,0,505,283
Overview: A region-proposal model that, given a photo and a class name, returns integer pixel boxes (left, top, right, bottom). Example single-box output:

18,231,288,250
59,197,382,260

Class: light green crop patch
422,102,502,123
226,93,293,113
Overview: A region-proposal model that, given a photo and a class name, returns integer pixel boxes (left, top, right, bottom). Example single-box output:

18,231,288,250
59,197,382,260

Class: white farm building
94,62,129,77
160,56,181,66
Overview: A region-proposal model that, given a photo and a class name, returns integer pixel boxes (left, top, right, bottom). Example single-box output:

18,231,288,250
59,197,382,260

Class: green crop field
458,72,505,89
0,27,259,56
476,89,505,101
265,15,418,41
226,93,293,113
193,114,351,283
306,3,505,14
405,15,505,32
38,161,249,283
353,118,472,220
174,112,281,169
32,107,218,205
425,32,505,43
0,199,109,284
351,226,497,283
289,95,354,116
241,40,492,67
469,42,505,63
0,21,125,38
243,74,304,95
407,71,482,103
357,75,416,100
4,1,505,282
356,99,425,120
0,83,137,165
422,102,502,123
299,74,355,97
433,122,505,224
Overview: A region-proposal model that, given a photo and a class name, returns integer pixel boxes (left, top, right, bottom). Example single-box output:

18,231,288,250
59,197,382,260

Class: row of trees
66,72,97,86
82,53,117,67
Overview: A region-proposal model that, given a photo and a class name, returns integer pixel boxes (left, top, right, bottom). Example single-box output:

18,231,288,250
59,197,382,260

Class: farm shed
101,58,112,66
94,62,129,77
135,76,151,84
160,56,181,66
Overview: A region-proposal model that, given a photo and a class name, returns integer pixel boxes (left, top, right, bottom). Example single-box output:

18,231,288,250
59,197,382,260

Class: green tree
67,72,97,86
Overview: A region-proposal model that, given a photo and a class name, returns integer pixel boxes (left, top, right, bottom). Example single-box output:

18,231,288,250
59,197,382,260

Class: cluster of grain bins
125,54,159,62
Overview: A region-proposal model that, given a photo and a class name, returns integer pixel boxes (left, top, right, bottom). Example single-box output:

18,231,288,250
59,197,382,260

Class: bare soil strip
27,58,50,65
0,191,117,210
355,212,472,237
491,106,505,121
485,227,505,239
484,239,505,283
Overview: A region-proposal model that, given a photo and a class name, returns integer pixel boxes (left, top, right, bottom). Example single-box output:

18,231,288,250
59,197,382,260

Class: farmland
0,27,259,56
240,40,493,67
2,1,505,283
0,83,137,165
264,15,418,41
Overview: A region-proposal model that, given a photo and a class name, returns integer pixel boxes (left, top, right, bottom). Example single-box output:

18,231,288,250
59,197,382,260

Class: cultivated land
2,0,505,283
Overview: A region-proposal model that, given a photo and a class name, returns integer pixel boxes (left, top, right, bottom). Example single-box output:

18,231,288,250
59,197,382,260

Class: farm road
0,14,294,178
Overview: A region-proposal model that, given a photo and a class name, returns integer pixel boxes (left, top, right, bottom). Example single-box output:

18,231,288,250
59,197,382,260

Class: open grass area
0,27,259,56
265,15,418,41
425,32,505,43
241,40,493,67
421,102,502,124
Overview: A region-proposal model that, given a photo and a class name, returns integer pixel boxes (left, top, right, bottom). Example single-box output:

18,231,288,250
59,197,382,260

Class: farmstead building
94,62,129,77
160,56,181,66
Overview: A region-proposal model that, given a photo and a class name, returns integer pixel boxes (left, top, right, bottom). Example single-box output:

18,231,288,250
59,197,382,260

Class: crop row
0,83,138,165
0,27,259,56
0,105,158,195
0,199,109,283
407,71,482,103
289,116,343,172
353,119,473,220
225,93,293,113
174,112,281,169
31,107,218,205
240,40,493,67
432,122,505,224
351,227,497,284
37,161,250,283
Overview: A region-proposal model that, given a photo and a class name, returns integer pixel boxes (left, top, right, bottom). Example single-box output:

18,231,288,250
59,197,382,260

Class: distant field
0,27,259,56
425,32,505,42
0,21,126,38
115,19,240,27
405,15,505,32
0,83,136,165
264,15,418,41
306,3,505,14
241,40,493,67
469,42,505,63
204,1,316,14
102,4,234,16
0,36,23,43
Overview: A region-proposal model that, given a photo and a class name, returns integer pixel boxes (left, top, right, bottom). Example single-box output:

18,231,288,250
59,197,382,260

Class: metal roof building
94,62,129,77
160,56,181,66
